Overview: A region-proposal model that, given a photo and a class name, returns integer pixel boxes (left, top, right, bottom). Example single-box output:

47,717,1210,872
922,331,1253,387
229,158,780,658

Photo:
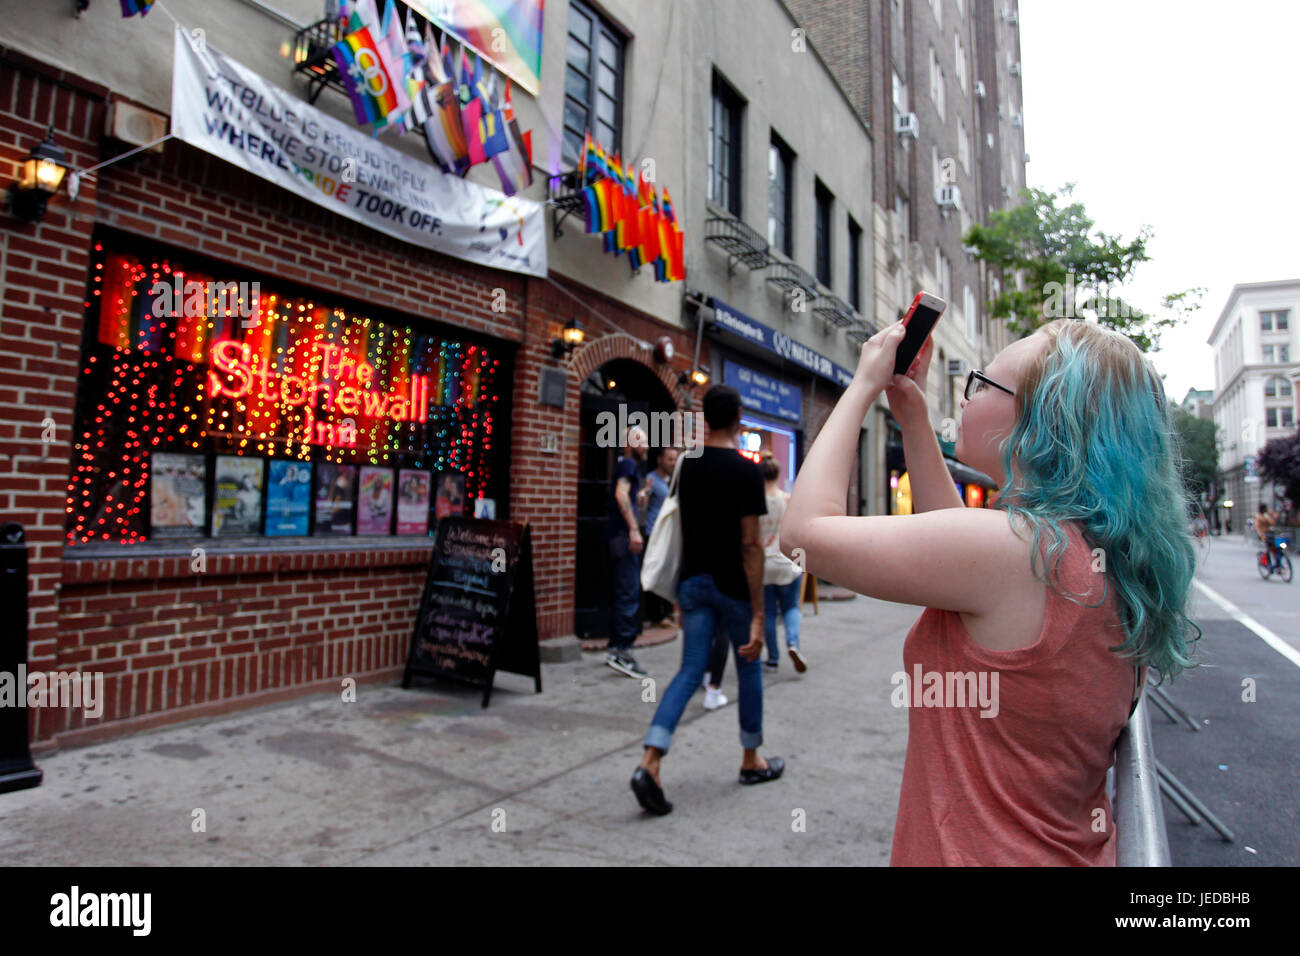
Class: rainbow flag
332,25,411,126
119,0,155,15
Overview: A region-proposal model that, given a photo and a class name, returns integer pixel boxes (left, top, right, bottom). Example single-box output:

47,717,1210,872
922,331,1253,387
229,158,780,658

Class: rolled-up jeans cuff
739,730,762,750
644,725,673,754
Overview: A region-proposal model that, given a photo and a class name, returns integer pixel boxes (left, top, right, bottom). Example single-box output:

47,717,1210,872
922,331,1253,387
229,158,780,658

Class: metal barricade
1112,694,1171,866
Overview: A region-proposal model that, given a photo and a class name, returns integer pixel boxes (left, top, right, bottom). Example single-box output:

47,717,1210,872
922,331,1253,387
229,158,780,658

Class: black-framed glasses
964,369,1016,400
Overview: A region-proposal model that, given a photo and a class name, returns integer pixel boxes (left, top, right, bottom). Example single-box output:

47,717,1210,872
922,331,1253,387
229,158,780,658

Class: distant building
1180,387,1214,421
1207,279,1300,519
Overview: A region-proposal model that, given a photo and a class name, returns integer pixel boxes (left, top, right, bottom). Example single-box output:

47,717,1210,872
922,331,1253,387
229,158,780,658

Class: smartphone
894,291,947,376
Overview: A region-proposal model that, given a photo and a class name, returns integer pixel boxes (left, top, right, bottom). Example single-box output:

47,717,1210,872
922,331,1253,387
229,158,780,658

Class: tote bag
640,452,686,602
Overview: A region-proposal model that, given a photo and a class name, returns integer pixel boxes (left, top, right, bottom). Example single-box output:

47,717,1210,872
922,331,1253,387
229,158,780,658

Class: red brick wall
0,52,700,748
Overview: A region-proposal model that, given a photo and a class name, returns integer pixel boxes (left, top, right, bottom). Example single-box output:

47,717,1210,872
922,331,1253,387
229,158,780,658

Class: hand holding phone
894,292,946,376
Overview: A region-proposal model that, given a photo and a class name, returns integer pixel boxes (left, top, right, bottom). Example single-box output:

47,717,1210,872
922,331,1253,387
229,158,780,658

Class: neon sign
208,339,430,448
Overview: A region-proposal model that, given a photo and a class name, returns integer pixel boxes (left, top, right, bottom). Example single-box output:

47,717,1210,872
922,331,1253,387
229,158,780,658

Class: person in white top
759,452,806,673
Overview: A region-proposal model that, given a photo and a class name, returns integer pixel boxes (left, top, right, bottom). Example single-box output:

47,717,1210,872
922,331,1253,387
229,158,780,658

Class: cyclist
1255,504,1282,570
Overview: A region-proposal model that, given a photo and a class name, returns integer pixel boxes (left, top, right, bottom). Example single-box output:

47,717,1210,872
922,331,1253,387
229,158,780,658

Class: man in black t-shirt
630,386,786,816
605,426,648,678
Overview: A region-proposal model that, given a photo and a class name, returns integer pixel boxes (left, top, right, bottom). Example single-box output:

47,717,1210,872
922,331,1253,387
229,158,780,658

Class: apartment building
1207,279,1300,519
787,0,1028,513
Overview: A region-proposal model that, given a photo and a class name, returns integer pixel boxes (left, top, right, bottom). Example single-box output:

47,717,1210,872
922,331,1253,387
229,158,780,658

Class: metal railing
1111,694,1171,866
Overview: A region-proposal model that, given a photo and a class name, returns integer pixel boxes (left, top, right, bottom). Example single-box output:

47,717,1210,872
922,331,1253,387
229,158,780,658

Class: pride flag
332,25,411,126
119,0,155,15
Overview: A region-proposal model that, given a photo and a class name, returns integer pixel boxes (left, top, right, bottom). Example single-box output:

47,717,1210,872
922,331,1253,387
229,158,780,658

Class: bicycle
1256,533,1293,583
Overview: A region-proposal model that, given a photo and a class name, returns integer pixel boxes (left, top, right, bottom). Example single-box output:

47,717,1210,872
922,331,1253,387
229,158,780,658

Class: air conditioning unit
974,80,986,98
1023,151,1031,163
986,132,995,148
1002,184,1013,198
947,358,969,378
1002,7,1018,23
997,105,1005,118
1009,60,1021,75
937,184,961,211
895,111,919,139
1011,113,1023,127
106,101,169,153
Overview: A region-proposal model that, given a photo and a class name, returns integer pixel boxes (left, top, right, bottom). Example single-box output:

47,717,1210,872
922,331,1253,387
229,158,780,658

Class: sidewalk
0,592,922,866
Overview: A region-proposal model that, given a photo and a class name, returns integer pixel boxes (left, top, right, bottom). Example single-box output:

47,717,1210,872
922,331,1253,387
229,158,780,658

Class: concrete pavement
0,591,922,866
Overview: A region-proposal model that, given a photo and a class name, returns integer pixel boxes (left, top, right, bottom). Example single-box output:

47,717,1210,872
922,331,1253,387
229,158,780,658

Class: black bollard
0,523,42,793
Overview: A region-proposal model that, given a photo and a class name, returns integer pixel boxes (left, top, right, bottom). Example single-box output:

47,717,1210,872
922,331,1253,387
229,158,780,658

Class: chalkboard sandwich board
402,517,542,707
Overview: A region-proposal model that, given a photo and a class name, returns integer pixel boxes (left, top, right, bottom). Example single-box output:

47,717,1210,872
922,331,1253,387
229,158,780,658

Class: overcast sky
1019,0,1300,402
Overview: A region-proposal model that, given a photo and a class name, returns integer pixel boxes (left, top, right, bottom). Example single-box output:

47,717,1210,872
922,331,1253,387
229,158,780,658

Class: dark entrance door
573,359,676,641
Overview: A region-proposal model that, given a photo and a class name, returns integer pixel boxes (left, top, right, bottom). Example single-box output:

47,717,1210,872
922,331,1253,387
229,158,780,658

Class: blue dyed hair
992,319,1200,680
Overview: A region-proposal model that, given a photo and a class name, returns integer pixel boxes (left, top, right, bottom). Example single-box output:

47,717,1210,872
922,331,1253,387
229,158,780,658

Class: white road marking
1193,579,1300,671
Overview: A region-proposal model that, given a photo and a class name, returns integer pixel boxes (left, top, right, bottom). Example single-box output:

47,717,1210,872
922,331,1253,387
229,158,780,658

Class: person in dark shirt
631,386,785,815
605,426,648,678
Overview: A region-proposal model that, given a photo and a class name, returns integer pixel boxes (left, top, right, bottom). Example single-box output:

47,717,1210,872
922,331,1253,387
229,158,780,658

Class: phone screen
894,294,946,375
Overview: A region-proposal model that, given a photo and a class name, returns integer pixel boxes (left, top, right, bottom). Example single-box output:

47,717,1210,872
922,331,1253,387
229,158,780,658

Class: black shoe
631,768,673,815
739,756,785,785
763,660,779,672
607,652,647,678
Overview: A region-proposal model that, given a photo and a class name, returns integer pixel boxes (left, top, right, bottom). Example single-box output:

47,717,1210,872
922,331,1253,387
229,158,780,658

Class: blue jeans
764,577,802,663
608,532,641,651
644,574,763,754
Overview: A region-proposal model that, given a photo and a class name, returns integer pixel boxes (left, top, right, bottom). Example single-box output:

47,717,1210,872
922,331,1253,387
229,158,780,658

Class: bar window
564,0,626,167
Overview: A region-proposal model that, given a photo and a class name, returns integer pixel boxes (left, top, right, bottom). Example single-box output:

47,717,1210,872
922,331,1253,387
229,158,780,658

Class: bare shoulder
958,509,1053,651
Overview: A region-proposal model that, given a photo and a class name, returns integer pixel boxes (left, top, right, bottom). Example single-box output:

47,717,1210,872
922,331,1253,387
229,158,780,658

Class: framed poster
396,469,432,535
314,463,357,536
150,452,207,537
265,459,312,536
434,471,465,519
212,455,264,535
357,466,395,534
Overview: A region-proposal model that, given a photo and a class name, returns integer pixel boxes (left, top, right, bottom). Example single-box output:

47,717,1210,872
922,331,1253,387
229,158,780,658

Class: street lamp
1223,499,1234,533
7,127,69,224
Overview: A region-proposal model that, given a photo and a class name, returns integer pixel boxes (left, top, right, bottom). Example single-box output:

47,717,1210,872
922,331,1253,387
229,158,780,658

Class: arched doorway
575,358,678,640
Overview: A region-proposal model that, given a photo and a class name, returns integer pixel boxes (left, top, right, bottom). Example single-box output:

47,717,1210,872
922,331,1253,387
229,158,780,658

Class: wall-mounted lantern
551,317,585,359
7,128,69,224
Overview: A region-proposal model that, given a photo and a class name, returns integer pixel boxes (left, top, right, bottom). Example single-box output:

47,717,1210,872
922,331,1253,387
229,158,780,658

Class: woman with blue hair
781,317,1200,865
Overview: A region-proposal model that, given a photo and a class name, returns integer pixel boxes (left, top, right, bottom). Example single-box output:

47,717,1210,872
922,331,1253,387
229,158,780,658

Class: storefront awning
945,457,997,489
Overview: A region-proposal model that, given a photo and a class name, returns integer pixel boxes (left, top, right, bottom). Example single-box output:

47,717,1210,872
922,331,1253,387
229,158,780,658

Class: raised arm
885,336,963,513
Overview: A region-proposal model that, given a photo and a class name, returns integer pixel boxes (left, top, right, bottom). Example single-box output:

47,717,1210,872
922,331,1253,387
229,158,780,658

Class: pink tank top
890,520,1138,866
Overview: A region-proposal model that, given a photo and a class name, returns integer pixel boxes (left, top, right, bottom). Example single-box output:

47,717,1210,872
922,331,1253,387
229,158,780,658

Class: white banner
170,29,546,278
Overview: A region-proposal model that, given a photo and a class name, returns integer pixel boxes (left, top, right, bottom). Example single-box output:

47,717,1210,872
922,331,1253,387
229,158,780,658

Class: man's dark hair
702,385,742,430
1259,503,1269,513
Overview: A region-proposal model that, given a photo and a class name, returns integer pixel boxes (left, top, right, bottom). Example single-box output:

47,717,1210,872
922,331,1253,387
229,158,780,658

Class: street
2,536,1295,866
1151,533,1300,866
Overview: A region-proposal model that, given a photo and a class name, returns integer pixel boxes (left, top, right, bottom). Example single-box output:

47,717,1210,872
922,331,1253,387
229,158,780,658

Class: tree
1173,407,1219,510
1256,429,1300,509
962,184,1204,352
